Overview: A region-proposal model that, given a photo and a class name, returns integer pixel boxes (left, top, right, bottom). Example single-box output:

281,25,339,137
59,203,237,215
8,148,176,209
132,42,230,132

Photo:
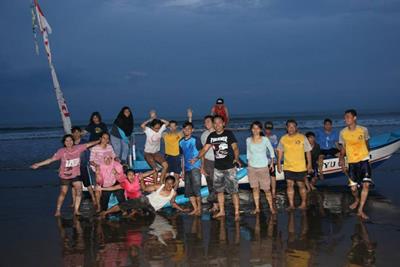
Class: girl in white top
99,175,188,218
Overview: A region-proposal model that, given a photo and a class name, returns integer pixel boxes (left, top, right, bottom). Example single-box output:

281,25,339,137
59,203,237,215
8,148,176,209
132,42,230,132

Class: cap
216,98,224,104
264,121,274,129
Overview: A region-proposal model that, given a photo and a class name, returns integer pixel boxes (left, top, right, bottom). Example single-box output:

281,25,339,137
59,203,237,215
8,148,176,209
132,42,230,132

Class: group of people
31,98,373,221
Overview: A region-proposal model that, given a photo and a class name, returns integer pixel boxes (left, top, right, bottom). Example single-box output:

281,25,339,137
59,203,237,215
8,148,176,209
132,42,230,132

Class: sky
1,0,400,125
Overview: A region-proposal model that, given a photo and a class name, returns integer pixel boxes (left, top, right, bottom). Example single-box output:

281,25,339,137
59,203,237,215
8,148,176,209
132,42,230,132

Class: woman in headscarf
110,107,134,164
95,153,126,212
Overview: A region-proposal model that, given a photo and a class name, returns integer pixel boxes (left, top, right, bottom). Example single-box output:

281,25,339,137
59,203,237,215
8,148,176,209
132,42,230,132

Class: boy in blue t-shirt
316,118,340,179
179,121,203,216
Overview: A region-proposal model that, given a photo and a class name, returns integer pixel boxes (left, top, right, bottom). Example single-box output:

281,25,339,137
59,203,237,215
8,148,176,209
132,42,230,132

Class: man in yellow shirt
163,120,183,179
339,109,372,220
163,109,193,182
277,120,312,210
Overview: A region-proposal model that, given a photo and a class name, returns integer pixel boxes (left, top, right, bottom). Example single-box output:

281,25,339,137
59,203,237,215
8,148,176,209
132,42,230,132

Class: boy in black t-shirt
305,132,321,191
191,115,241,221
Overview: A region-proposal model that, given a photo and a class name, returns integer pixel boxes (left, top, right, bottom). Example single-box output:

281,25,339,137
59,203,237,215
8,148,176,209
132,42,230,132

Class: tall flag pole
32,0,72,134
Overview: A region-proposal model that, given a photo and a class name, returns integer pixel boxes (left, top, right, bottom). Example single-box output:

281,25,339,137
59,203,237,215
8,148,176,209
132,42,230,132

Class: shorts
284,171,307,182
203,159,217,203
348,160,373,186
247,166,271,191
144,152,167,170
320,148,340,157
165,155,182,174
184,168,202,197
214,168,238,194
119,196,156,217
60,177,81,186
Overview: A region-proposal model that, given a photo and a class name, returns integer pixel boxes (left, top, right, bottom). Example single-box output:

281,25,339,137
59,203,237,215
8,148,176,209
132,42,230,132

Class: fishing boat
136,129,400,185
130,129,400,206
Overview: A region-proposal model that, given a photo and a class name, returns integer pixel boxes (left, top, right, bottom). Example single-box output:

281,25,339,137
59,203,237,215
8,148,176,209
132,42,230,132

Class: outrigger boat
130,129,400,207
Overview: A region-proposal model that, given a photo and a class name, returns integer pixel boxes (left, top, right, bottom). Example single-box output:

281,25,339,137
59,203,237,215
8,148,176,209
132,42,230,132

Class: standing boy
179,121,203,216
339,109,372,220
277,120,312,210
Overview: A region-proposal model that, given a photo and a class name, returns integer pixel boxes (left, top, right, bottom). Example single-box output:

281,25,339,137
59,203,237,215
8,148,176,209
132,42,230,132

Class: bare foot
188,210,197,216
251,209,260,215
195,210,202,216
349,201,359,210
209,206,219,213
74,211,81,216
357,211,369,221
286,206,295,211
213,211,226,219
54,210,61,217
298,204,307,210
98,211,106,218
234,213,240,221
270,208,277,214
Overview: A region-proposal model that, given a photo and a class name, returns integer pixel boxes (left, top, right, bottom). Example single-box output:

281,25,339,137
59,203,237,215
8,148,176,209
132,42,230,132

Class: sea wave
1,116,399,141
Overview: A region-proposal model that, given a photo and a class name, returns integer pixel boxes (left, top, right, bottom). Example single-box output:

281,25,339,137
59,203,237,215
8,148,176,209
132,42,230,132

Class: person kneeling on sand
99,175,188,218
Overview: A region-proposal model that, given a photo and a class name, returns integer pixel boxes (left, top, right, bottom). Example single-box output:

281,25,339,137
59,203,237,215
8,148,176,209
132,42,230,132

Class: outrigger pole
32,0,72,134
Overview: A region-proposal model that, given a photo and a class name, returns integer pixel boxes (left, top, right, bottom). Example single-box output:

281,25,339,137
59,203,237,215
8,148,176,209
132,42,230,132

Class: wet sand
1,154,400,267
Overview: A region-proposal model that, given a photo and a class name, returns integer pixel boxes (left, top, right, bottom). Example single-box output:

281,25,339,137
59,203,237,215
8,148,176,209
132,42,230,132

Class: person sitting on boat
83,111,109,142
305,132,321,191
339,109,373,220
141,110,170,183
110,106,134,165
211,98,229,126
89,132,117,211
95,154,126,212
99,175,188,218
97,168,155,213
163,108,193,183
316,118,340,179
30,135,100,216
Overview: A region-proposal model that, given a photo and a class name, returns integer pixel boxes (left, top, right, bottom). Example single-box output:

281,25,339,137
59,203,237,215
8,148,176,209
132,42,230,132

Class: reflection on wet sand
56,190,380,266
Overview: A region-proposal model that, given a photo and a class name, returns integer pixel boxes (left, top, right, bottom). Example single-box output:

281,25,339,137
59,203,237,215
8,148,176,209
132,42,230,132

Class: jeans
110,135,129,163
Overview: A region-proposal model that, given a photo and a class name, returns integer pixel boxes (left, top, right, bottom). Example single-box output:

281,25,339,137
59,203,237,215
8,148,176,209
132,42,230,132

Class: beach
1,113,400,266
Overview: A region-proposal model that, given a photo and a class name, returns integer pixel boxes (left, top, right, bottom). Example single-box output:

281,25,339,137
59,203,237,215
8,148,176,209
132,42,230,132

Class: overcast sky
1,0,399,124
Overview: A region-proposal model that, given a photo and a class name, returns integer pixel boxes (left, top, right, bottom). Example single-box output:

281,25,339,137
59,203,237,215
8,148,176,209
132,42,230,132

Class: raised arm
159,119,170,127
187,108,193,123
141,118,152,130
